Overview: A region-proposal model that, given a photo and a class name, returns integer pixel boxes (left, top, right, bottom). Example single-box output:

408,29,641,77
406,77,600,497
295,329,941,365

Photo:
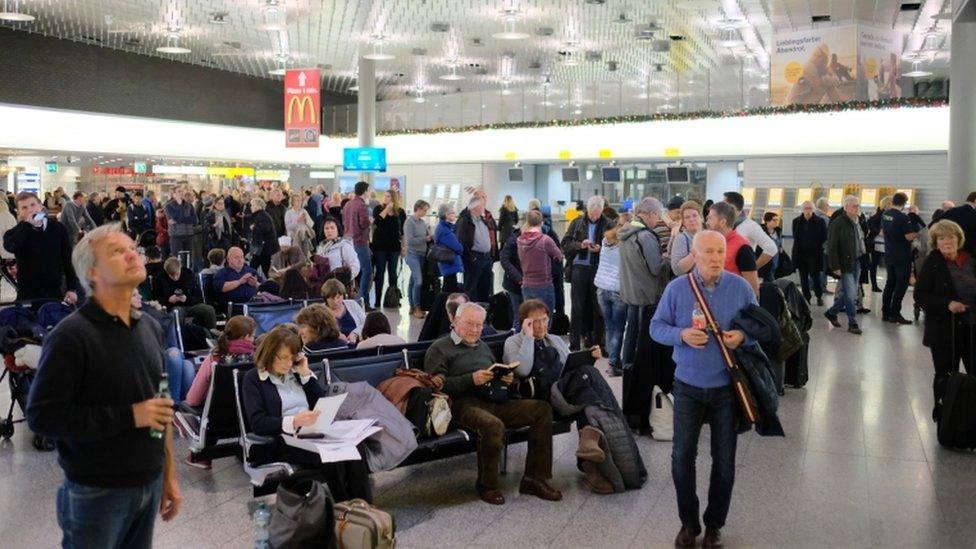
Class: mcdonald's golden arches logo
286,95,317,125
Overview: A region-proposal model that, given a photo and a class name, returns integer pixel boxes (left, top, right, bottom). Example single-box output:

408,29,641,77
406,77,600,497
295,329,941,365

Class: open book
488,362,519,378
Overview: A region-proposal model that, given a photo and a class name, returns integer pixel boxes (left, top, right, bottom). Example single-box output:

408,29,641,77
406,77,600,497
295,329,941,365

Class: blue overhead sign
343,147,387,172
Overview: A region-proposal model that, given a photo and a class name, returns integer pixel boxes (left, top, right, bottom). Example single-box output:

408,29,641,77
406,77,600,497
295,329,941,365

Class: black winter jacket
791,214,827,271
456,209,499,261
915,250,976,348
731,305,786,437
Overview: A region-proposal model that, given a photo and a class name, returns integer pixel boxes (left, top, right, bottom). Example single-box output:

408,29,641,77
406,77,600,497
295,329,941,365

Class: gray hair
527,198,541,211
250,197,267,210
634,197,664,218
456,301,487,320
437,202,455,219
468,196,484,209
800,200,814,209
815,197,830,210
587,195,606,212
843,195,859,207
692,230,726,251
72,223,126,294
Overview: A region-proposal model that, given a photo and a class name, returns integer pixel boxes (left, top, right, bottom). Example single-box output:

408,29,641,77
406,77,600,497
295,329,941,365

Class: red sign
92,166,137,176
284,69,321,148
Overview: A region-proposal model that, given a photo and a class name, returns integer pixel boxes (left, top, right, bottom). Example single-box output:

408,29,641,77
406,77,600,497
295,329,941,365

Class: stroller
0,299,76,451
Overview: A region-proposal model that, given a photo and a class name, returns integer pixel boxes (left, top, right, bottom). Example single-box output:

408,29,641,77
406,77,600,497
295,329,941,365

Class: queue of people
9,179,971,549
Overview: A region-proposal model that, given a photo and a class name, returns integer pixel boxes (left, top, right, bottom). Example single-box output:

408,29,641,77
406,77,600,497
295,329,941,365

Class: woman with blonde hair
594,218,628,375
370,189,406,309
285,193,314,257
668,201,704,276
498,194,519,248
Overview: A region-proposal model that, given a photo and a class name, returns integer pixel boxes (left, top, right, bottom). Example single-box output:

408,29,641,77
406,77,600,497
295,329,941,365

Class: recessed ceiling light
157,45,191,54
348,84,359,92
0,10,34,22
268,67,287,76
903,61,932,78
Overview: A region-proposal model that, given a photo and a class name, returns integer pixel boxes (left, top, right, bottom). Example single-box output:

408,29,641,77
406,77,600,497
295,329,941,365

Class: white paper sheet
283,426,383,463
308,393,348,434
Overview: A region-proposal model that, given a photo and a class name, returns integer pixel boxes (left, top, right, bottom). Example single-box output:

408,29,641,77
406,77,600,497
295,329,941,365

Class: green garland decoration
326,97,947,138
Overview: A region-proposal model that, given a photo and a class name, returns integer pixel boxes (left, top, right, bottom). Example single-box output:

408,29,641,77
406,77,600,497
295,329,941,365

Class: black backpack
938,372,976,449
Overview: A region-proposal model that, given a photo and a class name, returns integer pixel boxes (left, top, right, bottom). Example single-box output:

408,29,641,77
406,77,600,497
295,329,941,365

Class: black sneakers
824,311,841,327
848,323,862,335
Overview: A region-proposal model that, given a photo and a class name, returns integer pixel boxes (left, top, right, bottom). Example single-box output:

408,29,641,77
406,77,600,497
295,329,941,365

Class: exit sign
45,162,58,173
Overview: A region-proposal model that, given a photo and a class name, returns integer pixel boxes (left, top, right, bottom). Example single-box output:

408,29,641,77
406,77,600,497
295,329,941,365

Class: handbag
774,251,795,278
269,479,335,549
334,499,396,549
383,259,402,308
687,273,760,425
429,244,456,263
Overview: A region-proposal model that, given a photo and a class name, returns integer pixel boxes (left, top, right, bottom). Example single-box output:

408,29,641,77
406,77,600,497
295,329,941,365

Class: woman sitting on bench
295,303,348,353
241,326,372,502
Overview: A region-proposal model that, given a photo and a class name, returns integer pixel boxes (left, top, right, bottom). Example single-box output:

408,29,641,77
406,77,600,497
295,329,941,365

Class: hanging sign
284,69,321,148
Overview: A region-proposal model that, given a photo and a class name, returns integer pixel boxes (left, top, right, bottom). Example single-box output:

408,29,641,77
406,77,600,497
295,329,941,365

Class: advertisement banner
858,25,903,101
284,69,321,148
771,26,858,106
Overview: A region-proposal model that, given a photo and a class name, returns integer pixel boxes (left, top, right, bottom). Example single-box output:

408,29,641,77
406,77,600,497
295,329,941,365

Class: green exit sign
133,162,147,174
45,162,58,173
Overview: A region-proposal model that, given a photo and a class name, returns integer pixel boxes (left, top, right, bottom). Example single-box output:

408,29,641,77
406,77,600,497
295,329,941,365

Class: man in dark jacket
86,192,106,227
824,195,864,334
500,227,523,329
561,195,610,349
153,257,217,330
456,195,498,302
880,192,924,324
791,201,828,305
164,187,198,263
265,188,288,238
4,192,80,303
103,186,131,223
127,191,151,237
941,191,976,254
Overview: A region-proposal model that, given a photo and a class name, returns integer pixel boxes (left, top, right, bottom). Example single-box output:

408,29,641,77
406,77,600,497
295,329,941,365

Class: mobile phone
296,432,325,439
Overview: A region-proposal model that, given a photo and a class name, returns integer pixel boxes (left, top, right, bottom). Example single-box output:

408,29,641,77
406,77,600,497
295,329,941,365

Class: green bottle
149,374,170,439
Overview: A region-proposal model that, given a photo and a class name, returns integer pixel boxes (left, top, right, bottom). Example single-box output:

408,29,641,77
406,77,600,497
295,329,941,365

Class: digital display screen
508,168,524,182
562,168,580,182
666,166,689,183
342,147,387,172
601,167,621,182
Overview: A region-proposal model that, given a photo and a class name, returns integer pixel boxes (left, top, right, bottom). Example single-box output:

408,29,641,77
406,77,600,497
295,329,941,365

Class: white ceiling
0,0,953,101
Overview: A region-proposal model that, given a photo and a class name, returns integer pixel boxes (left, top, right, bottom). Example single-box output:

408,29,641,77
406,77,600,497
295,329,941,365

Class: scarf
226,338,255,356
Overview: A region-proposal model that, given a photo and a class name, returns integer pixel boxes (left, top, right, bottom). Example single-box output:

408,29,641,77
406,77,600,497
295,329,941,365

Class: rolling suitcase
937,315,976,449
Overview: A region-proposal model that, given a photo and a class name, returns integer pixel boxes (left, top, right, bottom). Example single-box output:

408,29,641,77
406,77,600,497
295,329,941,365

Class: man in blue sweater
651,230,756,548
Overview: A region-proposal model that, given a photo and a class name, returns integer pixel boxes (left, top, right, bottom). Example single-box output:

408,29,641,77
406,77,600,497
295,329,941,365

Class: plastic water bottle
149,374,170,439
692,303,707,331
253,502,270,549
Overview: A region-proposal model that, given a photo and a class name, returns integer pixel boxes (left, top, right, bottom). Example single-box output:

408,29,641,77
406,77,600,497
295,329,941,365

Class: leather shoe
476,485,505,505
816,297,824,306
892,315,913,325
702,527,722,547
674,526,700,547
519,477,562,501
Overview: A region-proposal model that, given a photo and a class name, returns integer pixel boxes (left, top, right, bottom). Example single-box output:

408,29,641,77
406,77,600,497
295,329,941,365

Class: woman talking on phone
241,326,371,501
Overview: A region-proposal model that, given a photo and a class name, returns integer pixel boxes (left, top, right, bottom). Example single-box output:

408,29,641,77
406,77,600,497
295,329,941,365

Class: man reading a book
424,302,561,506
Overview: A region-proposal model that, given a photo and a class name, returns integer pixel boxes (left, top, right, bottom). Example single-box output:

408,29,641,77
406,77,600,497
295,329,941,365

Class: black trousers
250,254,272,279
622,303,675,432
881,261,911,318
797,264,823,299
570,265,603,350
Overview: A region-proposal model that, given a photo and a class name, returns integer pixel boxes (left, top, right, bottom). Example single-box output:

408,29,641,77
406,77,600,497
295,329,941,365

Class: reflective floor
1,279,973,548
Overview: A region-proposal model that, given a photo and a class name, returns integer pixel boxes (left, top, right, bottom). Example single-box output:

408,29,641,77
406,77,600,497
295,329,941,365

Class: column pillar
357,56,376,185
948,16,976,202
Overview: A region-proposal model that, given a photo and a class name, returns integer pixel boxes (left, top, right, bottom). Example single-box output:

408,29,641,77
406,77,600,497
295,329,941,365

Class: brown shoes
580,461,614,494
410,307,426,319
476,485,505,505
674,526,700,547
576,426,606,463
519,477,562,501
702,527,722,547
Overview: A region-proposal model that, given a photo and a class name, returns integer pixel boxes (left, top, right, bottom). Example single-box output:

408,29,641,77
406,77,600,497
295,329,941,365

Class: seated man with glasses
423,302,561,506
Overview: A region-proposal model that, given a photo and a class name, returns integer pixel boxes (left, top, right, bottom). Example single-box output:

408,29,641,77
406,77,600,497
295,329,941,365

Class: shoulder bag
686,273,759,425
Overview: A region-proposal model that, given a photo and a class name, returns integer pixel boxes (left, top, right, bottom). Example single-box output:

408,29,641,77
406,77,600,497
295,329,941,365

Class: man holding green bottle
27,222,181,548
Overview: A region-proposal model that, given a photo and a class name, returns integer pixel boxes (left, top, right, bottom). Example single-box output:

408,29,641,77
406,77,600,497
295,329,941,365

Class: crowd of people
7,180,976,548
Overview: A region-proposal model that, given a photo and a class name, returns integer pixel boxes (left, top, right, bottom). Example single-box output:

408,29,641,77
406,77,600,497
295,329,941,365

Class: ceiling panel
0,0,951,102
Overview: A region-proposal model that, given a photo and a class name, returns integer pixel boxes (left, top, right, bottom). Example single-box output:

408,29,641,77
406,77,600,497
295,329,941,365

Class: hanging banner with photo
771,26,858,106
283,69,321,148
857,26,903,101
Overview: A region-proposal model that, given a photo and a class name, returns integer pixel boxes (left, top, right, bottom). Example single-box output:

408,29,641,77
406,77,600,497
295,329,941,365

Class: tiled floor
1,279,973,548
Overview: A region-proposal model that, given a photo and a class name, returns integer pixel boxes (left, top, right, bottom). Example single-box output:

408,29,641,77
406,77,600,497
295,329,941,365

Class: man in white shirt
723,192,777,270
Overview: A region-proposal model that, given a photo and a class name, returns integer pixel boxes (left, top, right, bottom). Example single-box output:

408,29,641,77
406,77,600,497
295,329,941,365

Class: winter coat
249,210,280,257
560,214,610,274
318,380,418,472
316,237,361,281
827,214,859,273
498,207,518,248
915,249,976,348
550,362,647,492
618,219,668,306
456,209,499,261
500,228,523,293
517,230,564,288
791,214,827,272
730,306,786,437
265,201,288,238
433,219,464,276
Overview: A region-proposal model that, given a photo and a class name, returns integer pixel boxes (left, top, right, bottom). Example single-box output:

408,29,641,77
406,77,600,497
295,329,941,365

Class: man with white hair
618,197,672,433
27,224,181,547
824,195,864,334
424,301,560,505
791,200,828,305
651,230,756,548
561,195,611,349
457,192,499,302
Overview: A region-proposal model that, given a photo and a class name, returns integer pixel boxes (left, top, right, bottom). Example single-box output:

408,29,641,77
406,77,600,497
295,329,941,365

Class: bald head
227,247,245,270
692,230,727,281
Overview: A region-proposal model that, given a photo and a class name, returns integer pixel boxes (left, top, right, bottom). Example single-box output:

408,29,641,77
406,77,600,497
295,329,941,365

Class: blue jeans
820,251,829,291
827,263,860,323
622,304,640,367
597,289,628,368
57,474,163,549
671,379,738,532
354,245,372,305
522,285,555,325
165,347,195,401
405,251,425,308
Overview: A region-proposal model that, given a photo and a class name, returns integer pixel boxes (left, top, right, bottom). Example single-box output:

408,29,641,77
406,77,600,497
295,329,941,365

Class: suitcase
784,340,809,388
937,316,976,449
334,499,395,548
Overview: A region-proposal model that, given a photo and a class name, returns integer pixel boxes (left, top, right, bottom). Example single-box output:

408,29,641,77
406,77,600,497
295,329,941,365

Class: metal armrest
246,433,277,446
243,461,296,487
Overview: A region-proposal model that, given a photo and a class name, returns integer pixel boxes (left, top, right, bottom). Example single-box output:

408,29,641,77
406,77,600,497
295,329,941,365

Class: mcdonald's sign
283,69,320,148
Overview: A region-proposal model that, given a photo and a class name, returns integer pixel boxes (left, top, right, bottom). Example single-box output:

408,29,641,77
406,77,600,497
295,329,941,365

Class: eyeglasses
274,353,294,362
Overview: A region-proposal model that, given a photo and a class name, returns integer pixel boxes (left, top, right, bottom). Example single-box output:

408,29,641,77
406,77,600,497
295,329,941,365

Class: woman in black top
914,220,976,421
498,195,519,249
240,327,371,501
248,197,279,278
370,190,406,309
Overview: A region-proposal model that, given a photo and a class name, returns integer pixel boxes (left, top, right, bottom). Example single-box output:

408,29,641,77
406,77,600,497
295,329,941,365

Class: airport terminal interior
1,0,975,547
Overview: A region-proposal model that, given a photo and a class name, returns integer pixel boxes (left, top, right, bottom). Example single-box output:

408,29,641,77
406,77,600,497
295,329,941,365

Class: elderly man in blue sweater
651,230,757,548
